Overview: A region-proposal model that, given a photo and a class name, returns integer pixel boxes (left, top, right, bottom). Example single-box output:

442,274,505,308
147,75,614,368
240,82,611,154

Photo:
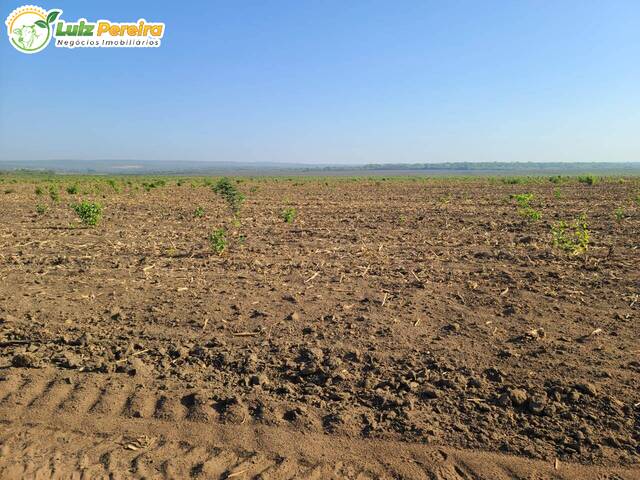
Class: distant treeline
1,161,639,176
306,162,640,173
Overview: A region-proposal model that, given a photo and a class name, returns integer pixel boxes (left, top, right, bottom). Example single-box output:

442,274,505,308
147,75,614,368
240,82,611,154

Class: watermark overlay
5,5,164,54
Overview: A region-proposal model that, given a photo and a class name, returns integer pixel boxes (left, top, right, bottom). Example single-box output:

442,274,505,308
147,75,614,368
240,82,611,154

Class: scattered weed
511,193,534,207
281,207,297,223
212,177,245,214
551,214,589,255
35,203,48,215
49,186,60,202
501,177,524,185
106,179,121,192
66,184,79,195
208,228,227,255
35,186,44,195
193,206,205,218
72,201,103,226
511,193,541,221
614,207,625,222
521,208,541,221
577,174,597,186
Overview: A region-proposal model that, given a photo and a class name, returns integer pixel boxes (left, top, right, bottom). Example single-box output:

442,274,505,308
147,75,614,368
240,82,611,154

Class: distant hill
1,160,639,176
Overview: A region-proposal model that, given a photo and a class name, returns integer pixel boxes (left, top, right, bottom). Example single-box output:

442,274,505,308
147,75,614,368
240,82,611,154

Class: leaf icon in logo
46,11,60,24
35,20,47,28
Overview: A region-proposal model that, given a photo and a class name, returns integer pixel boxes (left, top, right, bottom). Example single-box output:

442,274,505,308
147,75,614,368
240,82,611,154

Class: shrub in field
520,208,541,221
193,206,205,218
281,207,297,223
106,179,121,192
72,201,103,226
511,193,534,207
142,179,166,192
49,185,60,202
551,214,589,255
66,184,79,194
212,177,245,214
577,174,597,185
501,177,524,185
208,228,227,255
511,193,541,221
35,203,47,215
35,186,44,195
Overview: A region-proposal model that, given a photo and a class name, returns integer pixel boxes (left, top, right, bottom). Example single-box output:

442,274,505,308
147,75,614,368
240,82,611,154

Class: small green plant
511,193,534,207
614,207,625,222
438,194,451,205
511,193,541,221
212,177,245,214
66,184,79,195
281,207,297,223
35,203,48,215
193,206,205,218
521,208,541,221
551,214,589,255
501,177,524,185
106,179,121,192
577,174,597,186
208,228,227,255
35,186,44,195
49,185,60,202
553,188,562,199
71,201,103,226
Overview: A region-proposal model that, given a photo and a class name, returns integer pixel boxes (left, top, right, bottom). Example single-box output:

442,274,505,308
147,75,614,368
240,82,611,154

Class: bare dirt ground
0,176,639,479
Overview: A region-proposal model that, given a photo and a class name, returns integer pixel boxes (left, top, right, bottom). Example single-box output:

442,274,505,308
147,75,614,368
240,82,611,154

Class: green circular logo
5,6,61,54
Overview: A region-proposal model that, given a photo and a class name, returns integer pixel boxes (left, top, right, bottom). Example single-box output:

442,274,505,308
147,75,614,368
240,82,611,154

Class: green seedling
577,174,597,186
193,206,205,218
281,207,297,223
208,228,227,255
212,177,245,214
511,193,541,221
551,214,589,255
71,200,103,226
49,185,60,202
35,203,48,215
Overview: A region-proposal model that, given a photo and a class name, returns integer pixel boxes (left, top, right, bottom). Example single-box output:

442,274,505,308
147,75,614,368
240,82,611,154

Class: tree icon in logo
5,6,61,54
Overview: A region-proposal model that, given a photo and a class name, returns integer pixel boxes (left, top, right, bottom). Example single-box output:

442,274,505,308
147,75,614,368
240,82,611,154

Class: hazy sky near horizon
1,1,639,164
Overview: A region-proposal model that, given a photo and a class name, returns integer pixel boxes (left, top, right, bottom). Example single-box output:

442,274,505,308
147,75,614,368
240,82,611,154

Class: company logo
5,5,59,53
5,5,164,54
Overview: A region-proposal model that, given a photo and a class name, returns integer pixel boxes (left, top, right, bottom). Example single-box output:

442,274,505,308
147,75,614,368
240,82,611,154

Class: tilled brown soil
0,177,639,479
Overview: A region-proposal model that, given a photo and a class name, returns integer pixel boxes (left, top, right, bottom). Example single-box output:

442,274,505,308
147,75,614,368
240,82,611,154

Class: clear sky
1,0,639,164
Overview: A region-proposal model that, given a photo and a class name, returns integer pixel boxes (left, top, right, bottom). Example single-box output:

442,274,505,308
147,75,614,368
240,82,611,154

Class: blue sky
1,0,639,164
